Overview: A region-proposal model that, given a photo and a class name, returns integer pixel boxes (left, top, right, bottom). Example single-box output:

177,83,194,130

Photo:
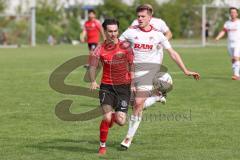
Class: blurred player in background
131,4,172,105
89,19,134,155
81,9,105,51
119,4,200,149
215,7,240,80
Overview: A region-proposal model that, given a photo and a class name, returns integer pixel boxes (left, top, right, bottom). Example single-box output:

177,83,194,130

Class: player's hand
131,83,136,93
184,70,200,80
90,81,99,91
80,38,85,43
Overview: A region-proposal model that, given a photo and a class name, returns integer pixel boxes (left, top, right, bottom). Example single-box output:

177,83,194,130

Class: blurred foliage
97,0,215,38
1,0,230,45
96,0,135,33
36,0,82,44
0,0,5,13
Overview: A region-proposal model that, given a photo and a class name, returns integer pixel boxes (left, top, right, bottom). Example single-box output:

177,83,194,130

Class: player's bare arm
215,30,226,41
80,30,86,43
100,26,106,41
167,48,200,80
89,53,100,90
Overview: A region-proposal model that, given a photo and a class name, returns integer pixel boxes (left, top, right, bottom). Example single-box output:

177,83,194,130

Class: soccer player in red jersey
81,10,105,51
88,18,134,155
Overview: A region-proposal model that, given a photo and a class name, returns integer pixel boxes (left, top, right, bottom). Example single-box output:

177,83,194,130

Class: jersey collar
139,25,153,32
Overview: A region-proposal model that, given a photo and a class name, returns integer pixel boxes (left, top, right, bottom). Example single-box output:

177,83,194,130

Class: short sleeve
160,35,172,49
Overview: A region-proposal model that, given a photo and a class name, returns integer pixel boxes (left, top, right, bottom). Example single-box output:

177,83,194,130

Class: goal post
171,4,229,48
201,4,229,47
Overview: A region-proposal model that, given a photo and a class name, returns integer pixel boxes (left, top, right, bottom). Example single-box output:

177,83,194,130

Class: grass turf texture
0,44,240,160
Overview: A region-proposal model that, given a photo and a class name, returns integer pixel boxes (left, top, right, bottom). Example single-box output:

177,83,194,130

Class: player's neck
89,18,95,21
231,18,238,22
106,38,118,44
139,24,152,32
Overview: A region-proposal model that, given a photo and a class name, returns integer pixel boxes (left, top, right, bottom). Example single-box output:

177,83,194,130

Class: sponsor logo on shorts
121,100,128,107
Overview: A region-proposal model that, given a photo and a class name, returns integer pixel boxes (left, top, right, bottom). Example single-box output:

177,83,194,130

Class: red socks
109,112,116,128
99,113,116,144
100,120,109,143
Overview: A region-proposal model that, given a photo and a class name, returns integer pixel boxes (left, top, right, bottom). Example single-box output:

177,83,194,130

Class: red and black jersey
89,40,133,85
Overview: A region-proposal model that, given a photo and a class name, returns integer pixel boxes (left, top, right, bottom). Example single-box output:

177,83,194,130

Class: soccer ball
153,72,173,92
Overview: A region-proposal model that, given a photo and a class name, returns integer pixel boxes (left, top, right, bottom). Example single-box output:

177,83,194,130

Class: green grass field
1,44,240,160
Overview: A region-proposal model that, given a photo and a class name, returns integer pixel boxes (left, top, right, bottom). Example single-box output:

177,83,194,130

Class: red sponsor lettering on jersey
134,43,153,50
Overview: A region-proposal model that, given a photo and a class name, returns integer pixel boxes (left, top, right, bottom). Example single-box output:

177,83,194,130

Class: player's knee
103,113,112,123
134,100,144,110
115,114,126,126
232,58,240,66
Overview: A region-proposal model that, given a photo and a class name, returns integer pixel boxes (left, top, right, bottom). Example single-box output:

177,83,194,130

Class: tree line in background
1,0,229,45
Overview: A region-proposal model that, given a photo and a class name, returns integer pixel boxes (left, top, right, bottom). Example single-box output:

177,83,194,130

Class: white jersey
131,17,170,33
119,25,171,64
224,19,240,47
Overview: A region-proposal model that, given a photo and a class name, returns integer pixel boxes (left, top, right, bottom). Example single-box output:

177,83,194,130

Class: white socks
233,61,240,77
143,96,160,109
126,115,142,138
100,142,106,147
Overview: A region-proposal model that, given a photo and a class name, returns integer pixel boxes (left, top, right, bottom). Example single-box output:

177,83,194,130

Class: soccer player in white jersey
119,4,200,149
131,4,173,107
215,7,240,80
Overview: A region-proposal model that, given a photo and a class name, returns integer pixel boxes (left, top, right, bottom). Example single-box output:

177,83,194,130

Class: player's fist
184,70,200,80
90,81,99,90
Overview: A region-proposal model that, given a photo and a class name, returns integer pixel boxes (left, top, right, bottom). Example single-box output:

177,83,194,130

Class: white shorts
227,46,240,57
134,63,160,91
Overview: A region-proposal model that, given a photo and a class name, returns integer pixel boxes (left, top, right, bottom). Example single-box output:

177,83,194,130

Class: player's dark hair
102,19,119,30
229,7,239,13
88,9,96,14
136,4,153,15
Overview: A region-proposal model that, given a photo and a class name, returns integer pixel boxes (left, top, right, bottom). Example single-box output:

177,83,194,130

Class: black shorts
88,43,98,51
99,84,131,113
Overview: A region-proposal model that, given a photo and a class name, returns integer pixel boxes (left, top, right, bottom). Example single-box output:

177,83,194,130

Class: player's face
230,9,238,20
137,10,152,28
105,24,119,42
88,12,96,20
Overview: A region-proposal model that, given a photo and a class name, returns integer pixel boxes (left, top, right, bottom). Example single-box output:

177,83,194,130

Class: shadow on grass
26,138,121,154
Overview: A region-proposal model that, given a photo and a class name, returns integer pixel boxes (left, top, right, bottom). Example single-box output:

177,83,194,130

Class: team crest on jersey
149,37,154,42
134,36,138,40
115,52,125,58
149,36,154,41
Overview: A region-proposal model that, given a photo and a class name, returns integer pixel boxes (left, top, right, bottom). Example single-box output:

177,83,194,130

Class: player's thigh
102,105,113,122
115,111,127,126
114,84,131,113
99,84,115,114
233,47,240,59
134,63,160,93
88,43,98,51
